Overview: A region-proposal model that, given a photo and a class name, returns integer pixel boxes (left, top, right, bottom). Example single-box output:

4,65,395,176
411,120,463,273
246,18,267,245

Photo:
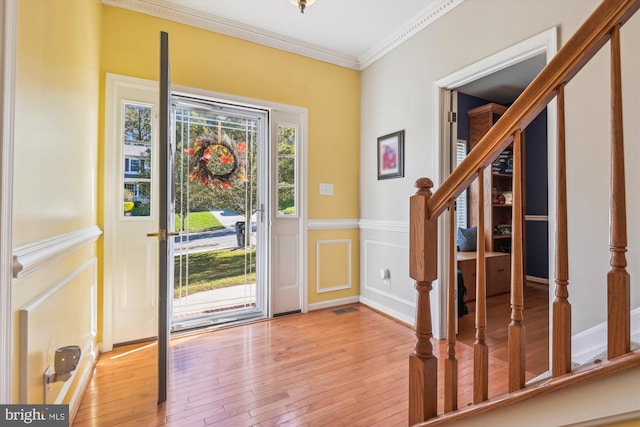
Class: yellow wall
12,0,102,403
14,0,100,245
99,6,361,307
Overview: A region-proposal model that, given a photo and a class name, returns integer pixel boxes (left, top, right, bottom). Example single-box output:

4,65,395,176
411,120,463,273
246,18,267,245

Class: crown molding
103,0,360,70
358,0,464,69
103,0,463,71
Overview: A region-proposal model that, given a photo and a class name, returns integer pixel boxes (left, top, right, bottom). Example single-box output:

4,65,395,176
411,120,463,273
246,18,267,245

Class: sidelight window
277,124,296,216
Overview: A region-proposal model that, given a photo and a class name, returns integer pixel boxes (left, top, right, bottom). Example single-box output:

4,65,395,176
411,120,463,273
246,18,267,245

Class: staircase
408,0,640,425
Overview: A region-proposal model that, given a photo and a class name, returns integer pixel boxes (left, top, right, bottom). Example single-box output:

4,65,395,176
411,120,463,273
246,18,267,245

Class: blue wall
524,109,549,279
457,93,549,280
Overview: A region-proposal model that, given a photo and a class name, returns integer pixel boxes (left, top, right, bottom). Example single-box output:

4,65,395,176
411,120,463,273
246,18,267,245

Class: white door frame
172,85,309,316
0,0,17,403
432,27,558,339
103,79,309,349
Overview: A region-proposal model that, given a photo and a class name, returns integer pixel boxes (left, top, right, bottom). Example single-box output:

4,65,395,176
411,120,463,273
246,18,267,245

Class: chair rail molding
359,218,409,233
307,218,359,230
12,225,103,282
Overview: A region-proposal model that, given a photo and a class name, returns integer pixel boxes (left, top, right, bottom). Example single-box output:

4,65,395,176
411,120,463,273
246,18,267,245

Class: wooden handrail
427,0,640,219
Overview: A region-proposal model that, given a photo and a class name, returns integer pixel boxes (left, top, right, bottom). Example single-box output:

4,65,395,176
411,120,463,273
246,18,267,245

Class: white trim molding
0,0,17,404
358,0,465,69
571,307,640,365
359,296,415,327
19,258,97,405
362,239,415,308
359,219,409,233
307,296,359,312
12,226,103,282
316,239,352,293
526,275,549,285
103,0,463,71
307,219,359,230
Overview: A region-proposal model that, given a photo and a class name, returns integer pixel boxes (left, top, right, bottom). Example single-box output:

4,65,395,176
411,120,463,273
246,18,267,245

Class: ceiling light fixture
289,0,316,14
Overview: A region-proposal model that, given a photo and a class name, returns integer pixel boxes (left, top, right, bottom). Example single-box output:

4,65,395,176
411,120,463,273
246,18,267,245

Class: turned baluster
553,83,572,377
608,25,630,359
508,130,526,391
409,178,438,424
473,168,488,404
445,199,458,412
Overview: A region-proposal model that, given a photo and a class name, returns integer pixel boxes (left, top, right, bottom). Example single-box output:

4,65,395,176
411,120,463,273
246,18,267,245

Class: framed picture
377,130,404,180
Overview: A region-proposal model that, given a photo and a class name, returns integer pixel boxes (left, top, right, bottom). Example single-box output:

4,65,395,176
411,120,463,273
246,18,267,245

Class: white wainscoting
307,218,416,324
19,258,97,407
360,219,416,327
362,239,414,308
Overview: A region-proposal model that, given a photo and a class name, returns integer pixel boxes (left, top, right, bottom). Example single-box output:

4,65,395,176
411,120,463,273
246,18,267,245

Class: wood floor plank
74,299,549,426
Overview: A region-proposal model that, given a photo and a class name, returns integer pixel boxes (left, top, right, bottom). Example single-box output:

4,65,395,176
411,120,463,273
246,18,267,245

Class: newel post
409,178,438,424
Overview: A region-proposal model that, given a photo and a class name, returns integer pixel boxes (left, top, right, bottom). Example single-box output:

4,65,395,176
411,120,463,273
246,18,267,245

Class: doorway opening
104,74,307,351
170,96,269,332
434,28,558,376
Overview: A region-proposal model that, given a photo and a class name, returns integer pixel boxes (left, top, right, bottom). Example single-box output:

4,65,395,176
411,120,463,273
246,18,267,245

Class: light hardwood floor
74,289,549,426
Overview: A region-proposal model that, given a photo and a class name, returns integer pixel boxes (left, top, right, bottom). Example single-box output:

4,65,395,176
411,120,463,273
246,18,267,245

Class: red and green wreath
184,135,247,189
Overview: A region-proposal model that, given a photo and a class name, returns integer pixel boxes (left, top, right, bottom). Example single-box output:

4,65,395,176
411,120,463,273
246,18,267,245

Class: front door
170,96,269,331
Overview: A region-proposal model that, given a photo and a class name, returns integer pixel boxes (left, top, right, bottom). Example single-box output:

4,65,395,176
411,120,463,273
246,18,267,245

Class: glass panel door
171,97,268,332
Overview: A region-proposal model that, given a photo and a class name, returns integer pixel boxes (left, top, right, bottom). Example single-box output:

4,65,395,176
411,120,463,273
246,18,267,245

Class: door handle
146,229,179,241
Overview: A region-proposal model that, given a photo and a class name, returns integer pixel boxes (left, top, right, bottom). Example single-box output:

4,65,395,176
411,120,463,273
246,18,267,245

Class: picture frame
377,130,404,180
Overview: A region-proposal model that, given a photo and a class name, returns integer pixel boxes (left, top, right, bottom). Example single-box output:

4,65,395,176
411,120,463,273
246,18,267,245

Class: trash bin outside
235,221,245,247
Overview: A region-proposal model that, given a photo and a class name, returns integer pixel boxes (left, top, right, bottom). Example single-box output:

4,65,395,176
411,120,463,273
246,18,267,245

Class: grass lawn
175,211,225,233
174,248,256,298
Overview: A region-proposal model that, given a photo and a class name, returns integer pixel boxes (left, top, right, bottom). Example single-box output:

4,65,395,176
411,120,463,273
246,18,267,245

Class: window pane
123,102,152,218
124,181,151,216
277,125,296,216
278,156,294,185
278,186,295,215
124,104,152,142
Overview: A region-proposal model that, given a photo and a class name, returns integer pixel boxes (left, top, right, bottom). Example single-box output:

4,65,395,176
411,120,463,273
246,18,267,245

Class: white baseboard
68,341,98,422
526,275,549,285
359,296,415,326
572,306,640,364
307,296,360,311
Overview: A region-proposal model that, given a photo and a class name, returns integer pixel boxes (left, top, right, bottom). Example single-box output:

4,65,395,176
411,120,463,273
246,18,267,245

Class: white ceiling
163,0,442,57
105,0,544,100
104,0,462,69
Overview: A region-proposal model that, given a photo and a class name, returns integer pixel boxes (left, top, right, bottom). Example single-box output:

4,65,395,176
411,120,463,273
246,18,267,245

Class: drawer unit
457,252,511,302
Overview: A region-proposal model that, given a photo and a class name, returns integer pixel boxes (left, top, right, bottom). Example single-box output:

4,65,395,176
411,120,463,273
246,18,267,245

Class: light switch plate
319,183,333,196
